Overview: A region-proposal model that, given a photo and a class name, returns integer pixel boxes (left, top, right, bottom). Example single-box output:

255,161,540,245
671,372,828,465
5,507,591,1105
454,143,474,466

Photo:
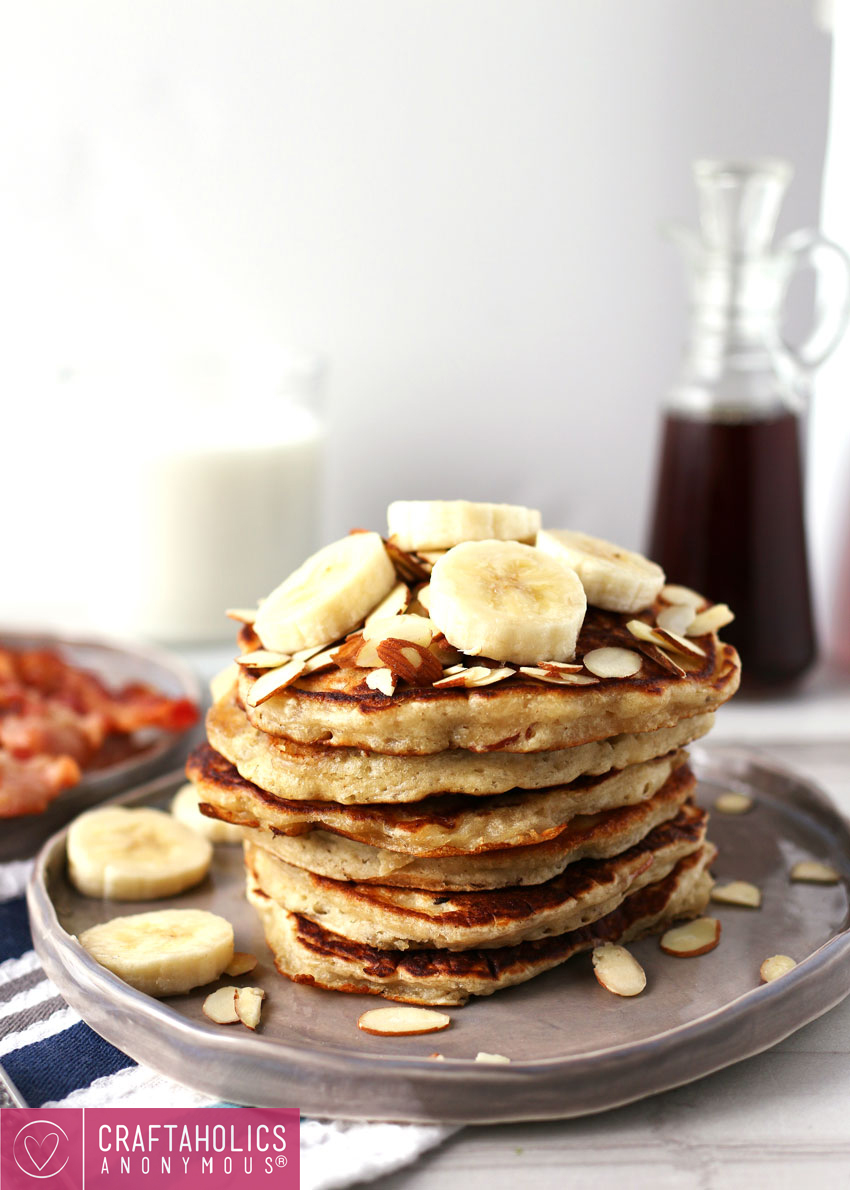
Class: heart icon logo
24,1133,60,1172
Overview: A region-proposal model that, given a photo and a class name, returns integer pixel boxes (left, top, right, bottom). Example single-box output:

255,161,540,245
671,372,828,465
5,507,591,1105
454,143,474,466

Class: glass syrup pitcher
648,159,850,686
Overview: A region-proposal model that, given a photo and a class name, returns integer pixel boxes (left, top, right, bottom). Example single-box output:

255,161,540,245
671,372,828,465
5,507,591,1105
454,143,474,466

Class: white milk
3,360,325,643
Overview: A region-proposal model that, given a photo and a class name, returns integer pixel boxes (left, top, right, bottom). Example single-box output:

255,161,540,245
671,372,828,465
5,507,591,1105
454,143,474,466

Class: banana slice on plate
67,806,213,900
428,540,586,665
536,529,664,614
387,500,541,551
78,908,234,997
171,782,245,845
254,531,396,654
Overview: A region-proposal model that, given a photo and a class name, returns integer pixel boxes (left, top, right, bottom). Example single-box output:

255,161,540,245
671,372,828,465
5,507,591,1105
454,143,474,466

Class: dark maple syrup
648,409,815,685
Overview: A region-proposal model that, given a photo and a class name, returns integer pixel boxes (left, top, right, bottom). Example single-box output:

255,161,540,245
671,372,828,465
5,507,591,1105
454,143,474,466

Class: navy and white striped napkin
0,859,456,1188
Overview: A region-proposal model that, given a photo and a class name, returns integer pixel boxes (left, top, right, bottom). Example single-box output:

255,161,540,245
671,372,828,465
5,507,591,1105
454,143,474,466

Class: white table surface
185,647,850,1189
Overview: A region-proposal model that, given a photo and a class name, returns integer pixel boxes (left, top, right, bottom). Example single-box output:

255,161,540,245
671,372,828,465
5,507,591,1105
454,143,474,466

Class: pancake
246,843,715,1005
206,689,714,802
235,764,694,889
238,607,740,754
189,743,689,855
244,802,708,950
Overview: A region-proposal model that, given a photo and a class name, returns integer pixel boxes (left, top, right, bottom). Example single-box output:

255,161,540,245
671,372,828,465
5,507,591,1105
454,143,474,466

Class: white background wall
1,2,838,633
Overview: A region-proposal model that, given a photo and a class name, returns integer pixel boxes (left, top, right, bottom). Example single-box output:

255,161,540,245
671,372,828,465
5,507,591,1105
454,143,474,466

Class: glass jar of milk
45,350,326,644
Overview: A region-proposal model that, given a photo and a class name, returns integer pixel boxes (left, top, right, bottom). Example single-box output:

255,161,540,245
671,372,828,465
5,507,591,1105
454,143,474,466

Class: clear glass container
648,159,850,685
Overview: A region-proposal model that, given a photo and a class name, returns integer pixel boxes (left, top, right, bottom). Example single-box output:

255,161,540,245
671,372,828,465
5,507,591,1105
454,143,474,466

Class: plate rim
26,747,850,1123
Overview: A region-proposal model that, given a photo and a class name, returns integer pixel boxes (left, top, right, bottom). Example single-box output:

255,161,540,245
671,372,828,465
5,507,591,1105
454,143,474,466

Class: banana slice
171,783,245,845
78,908,234,997
536,529,664,614
387,500,541,551
254,532,396,653
67,806,213,900
427,541,586,665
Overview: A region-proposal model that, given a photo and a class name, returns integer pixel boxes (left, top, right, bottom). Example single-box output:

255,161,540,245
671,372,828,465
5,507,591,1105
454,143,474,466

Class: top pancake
238,606,740,754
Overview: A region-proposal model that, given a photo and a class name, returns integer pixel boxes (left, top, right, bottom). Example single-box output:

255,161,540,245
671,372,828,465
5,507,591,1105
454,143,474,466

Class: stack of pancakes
187,509,740,1006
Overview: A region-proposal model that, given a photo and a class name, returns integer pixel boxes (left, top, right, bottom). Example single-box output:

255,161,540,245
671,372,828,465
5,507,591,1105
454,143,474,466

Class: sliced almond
433,666,515,688
357,1006,451,1036
660,584,705,608
429,633,462,667
376,639,444,686
715,792,754,815
660,916,721,957
760,954,797,983
384,538,432,584
364,614,435,648
591,943,646,996
226,608,258,625
627,619,705,659
246,658,308,707
365,668,396,697
356,639,383,667
656,603,696,635
441,663,467,677
633,641,686,677
518,667,600,685
365,582,411,627
330,635,366,668
203,987,240,1024
416,584,432,612
466,667,516,687
292,641,337,663
687,603,735,637
224,952,258,977
235,986,265,1030
537,660,583,674
582,647,643,679
790,860,841,885
711,880,762,908
474,1052,511,1064
301,647,339,675
237,649,291,669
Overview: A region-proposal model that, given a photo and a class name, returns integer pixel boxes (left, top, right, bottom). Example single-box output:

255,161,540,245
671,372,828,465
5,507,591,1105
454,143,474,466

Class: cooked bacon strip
0,752,81,818
0,645,199,816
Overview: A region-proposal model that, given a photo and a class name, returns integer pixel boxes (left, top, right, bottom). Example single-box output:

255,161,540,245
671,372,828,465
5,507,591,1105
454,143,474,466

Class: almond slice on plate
203,987,240,1024
236,649,291,669
235,986,265,1030
760,954,797,983
591,943,646,996
656,603,696,635
357,1007,451,1036
365,668,396,697
660,917,721,957
686,603,735,636
474,1052,511,1064
224,952,258,977
660,584,705,608
365,582,411,627
790,860,841,884
226,608,258,625
715,792,754,815
711,880,762,908
538,660,583,674
582,647,643,679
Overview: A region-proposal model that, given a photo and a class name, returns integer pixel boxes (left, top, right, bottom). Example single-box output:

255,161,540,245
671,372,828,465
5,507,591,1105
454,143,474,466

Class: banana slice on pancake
536,529,665,614
67,806,213,900
427,540,586,664
387,500,541,551
78,908,234,997
254,531,396,653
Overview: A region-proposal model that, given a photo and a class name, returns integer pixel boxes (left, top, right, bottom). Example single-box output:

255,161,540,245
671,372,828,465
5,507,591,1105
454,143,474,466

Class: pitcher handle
775,229,850,373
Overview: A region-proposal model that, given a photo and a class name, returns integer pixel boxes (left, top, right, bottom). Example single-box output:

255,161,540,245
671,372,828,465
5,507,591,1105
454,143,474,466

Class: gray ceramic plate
28,746,850,1124
2,630,202,859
